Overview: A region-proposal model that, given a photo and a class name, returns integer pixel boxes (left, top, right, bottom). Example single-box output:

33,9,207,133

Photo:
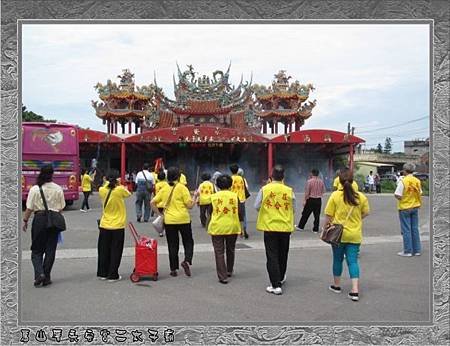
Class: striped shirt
304,176,326,199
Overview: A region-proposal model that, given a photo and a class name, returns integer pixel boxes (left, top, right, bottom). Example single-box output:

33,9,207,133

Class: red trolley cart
128,222,158,282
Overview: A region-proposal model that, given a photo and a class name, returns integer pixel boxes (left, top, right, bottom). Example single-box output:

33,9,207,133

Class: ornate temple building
144,64,260,132
91,69,158,134
252,70,316,134
84,65,364,190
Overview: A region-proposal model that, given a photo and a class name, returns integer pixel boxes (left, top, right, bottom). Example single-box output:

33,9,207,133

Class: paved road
21,192,430,251
20,192,431,323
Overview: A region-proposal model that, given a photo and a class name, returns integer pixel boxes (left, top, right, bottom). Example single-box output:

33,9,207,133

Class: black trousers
164,223,194,271
97,228,125,280
81,191,91,210
264,231,291,288
211,234,238,281
199,204,212,227
30,212,59,280
298,197,322,232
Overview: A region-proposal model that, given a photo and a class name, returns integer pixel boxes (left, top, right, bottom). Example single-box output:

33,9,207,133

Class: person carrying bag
151,166,197,277
22,165,66,287
323,168,370,302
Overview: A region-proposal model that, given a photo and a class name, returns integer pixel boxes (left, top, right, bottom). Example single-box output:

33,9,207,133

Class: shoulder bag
97,188,113,228
152,184,176,235
142,171,153,193
320,206,355,246
244,179,251,199
39,186,66,232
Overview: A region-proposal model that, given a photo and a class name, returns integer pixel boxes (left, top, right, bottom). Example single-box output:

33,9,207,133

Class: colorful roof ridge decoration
252,70,317,131
91,69,161,121
145,64,260,132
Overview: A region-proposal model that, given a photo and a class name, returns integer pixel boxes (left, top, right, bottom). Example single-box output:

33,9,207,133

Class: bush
421,179,429,196
381,180,396,193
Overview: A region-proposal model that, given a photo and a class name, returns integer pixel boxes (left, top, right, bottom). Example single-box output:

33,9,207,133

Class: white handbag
152,215,164,234
152,184,176,235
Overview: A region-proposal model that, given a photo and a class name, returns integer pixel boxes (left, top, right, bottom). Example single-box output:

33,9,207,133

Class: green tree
383,137,392,154
22,105,56,123
376,143,383,153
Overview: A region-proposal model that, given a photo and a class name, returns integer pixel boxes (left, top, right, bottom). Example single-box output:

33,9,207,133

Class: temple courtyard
20,192,430,323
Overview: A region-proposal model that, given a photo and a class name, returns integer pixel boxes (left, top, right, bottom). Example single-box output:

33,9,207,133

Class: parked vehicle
380,173,397,182
413,172,429,181
22,122,80,207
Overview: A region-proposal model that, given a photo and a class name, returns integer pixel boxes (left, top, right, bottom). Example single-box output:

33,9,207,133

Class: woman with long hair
323,168,370,301
22,165,65,287
97,170,131,281
151,166,197,277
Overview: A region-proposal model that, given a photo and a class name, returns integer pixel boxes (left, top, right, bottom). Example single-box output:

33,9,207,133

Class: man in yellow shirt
394,163,422,257
80,168,95,212
194,172,214,227
230,163,249,239
255,165,296,295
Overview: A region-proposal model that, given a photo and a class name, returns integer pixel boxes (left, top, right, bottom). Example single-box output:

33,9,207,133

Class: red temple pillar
120,141,126,183
268,142,273,178
349,144,354,171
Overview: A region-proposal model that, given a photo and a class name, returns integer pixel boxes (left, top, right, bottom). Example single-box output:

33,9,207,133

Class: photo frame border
1,1,449,344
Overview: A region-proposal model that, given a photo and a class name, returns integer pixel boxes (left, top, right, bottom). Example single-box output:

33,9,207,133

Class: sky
22,23,430,152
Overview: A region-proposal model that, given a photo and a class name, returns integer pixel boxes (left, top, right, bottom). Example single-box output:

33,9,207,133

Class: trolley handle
128,222,140,245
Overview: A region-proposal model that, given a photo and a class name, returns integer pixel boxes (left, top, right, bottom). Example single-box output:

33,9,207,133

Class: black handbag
320,206,354,246
244,183,251,199
97,188,113,227
39,187,66,232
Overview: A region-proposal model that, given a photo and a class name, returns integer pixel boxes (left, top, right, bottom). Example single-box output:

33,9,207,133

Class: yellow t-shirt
333,176,359,191
231,175,246,202
398,175,422,210
81,173,93,192
179,173,187,185
151,183,192,224
256,181,294,233
198,181,214,205
208,190,241,235
154,180,169,208
324,191,370,244
99,184,131,229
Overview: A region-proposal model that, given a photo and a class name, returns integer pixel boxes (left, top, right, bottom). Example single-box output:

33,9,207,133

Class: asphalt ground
20,192,431,323
20,192,430,251
21,242,430,323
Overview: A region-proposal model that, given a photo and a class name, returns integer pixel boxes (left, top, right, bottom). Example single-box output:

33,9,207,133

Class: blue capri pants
332,243,360,279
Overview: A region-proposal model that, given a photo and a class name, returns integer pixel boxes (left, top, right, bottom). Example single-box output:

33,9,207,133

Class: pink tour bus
22,122,80,207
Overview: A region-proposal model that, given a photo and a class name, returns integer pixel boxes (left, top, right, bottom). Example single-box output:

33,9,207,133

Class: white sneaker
295,226,303,232
80,209,87,212
414,252,421,256
266,286,282,295
397,251,413,257
107,275,122,282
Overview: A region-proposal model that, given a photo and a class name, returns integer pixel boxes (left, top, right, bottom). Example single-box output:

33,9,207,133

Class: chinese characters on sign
19,327,176,344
